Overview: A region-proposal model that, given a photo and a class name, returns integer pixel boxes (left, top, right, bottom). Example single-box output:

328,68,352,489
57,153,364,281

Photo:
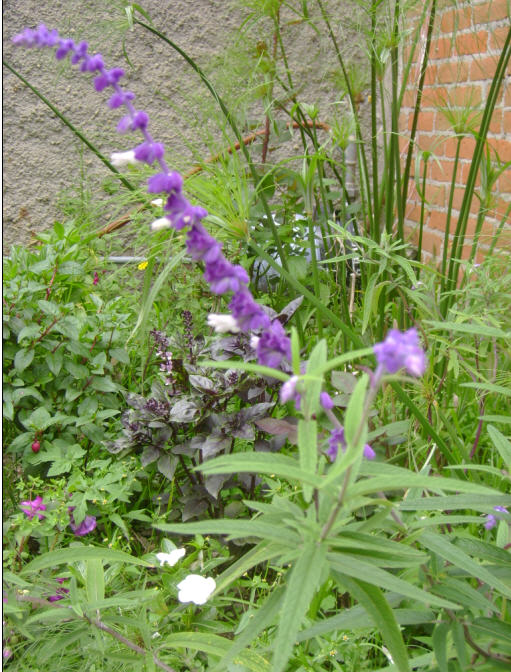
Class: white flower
110,150,139,168
207,314,240,334
151,217,172,231
250,335,260,350
177,574,216,605
151,198,164,207
155,548,186,567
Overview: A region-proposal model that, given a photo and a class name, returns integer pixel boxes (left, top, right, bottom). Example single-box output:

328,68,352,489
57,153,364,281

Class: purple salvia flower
134,141,165,165
204,257,249,295
82,53,105,73
373,328,426,377
485,505,509,530
186,224,223,263
56,38,75,59
93,66,124,90
256,320,292,368
148,172,183,194
108,90,135,109
280,376,299,405
320,391,334,410
229,289,271,331
70,40,88,64
68,508,97,536
327,427,375,462
20,495,46,520
117,110,149,134
163,192,207,230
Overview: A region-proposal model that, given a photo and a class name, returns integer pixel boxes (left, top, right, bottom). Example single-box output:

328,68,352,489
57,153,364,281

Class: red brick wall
400,0,511,262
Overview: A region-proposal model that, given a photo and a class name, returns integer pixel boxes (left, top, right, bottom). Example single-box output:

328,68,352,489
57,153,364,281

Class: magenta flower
327,427,375,462
68,508,97,536
373,328,426,377
256,320,292,369
229,289,271,331
20,496,46,520
47,578,70,602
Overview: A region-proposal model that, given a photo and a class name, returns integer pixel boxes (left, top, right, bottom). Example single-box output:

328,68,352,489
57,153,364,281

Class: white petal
155,548,186,567
151,198,164,207
177,574,216,605
250,335,260,350
110,150,139,168
151,217,172,231
207,314,240,334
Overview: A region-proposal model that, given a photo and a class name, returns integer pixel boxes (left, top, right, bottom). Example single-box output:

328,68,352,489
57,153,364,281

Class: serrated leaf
14,348,34,373
58,261,84,276
273,542,327,672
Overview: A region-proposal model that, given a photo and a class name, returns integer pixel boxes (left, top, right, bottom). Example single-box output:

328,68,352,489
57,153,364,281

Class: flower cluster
373,328,426,378
20,496,46,520
155,546,216,605
12,24,292,372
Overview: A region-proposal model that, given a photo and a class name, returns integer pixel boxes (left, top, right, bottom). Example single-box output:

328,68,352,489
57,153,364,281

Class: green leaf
426,320,510,339
155,519,299,547
196,452,323,488
47,349,64,376
213,542,284,594
17,324,41,343
90,376,120,393
339,577,410,672
110,347,131,364
24,406,51,430
420,532,511,598
488,425,511,470
471,617,511,645
65,360,89,379
14,348,34,373
344,373,369,451
298,419,317,502
21,546,154,574
58,261,84,276
303,339,327,417
432,621,450,672
328,553,459,609
273,542,328,672
86,558,105,604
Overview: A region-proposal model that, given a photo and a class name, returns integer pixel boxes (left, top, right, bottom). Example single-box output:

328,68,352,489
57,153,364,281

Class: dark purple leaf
276,295,304,325
255,417,298,444
205,474,229,499
157,454,178,480
141,446,161,466
169,400,199,423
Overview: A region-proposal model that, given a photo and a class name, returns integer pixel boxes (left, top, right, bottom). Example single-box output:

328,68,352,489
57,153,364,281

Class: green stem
441,137,462,287
3,59,135,192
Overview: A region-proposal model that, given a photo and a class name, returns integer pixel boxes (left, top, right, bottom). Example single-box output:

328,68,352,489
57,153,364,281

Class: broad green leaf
17,324,41,343
344,373,369,451
14,348,34,373
24,406,51,430
155,519,300,546
488,425,511,470
21,546,153,574
273,542,328,672
298,419,317,502
328,553,459,609
196,452,323,488
47,349,64,376
420,532,511,598
339,576,410,672
213,542,285,594
400,494,511,512
90,376,120,393
86,558,104,604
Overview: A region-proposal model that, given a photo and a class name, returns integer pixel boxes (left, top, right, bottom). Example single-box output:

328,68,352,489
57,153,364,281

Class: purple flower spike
373,328,426,377
148,172,183,194
320,391,334,410
229,289,271,331
163,192,207,230
117,110,149,134
68,508,97,536
204,258,249,295
256,320,292,368
56,38,75,59
20,496,46,520
134,141,165,165
327,427,375,461
70,41,88,64
108,90,135,109
186,223,223,263
94,65,123,90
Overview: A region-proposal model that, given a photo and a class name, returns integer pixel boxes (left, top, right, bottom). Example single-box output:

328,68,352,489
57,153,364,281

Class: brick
429,209,448,231
455,30,489,56
503,110,511,135
437,60,469,84
488,108,503,134
452,186,482,214
470,55,499,80
422,85,449,107
443,136,477,159
431,37,454,60
440,7,473,33
416,110,435,132
497,165,511,192
418,133,441,152
404,203,423,222
430,158,457,182
425,183,447,206
450,84,483,106
460,160,482,186
473,0,510,24
402,88,417,107
487,137,511,161
488,196,511,219
489,26,509,50
465,215,495,240
420,228,445,257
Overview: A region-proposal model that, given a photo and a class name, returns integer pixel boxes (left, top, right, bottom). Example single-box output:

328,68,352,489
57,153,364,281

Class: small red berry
31,441,41,453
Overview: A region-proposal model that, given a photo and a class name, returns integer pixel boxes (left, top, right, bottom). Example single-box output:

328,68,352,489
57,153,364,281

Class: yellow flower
138,260,149,270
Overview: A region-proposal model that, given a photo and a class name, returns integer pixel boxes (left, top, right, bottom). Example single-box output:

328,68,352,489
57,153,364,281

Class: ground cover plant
3,1,511,671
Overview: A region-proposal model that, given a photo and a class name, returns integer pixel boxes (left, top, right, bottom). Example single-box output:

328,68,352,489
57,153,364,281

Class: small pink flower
20,496,46,520
93,271,99,285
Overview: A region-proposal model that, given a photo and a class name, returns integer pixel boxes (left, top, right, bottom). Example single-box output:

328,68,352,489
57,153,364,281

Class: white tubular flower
250,335,260,350
177,574,216,605
155,548,186,567
207,314,240,334
110,150,139,168
151,198,164,207
151,217,172,231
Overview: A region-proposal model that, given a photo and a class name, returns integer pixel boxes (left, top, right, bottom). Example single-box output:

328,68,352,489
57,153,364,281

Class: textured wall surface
3,0,370,253
400,0,511,261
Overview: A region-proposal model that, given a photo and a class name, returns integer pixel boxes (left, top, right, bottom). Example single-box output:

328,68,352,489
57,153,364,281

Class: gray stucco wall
3,0,369,253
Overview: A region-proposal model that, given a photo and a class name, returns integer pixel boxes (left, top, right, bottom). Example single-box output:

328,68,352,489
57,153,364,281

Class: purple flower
184,223,222,263
70,40,88,65
20,496,46,520
108,90,135,109
484,506,509,530
162,192,207,230
280,376,299,405
81,53,105,73
327,427,375,461
148,172,183,194
68,508,96,536
47,578,70,602
204,258,249,295
373,328,426,377
117,110,149,134
93,66,124,91
93,271,99,285
13,24,59,48
256,320,292,368
133,142,165,165
320,391,334,410
229,289,271,331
